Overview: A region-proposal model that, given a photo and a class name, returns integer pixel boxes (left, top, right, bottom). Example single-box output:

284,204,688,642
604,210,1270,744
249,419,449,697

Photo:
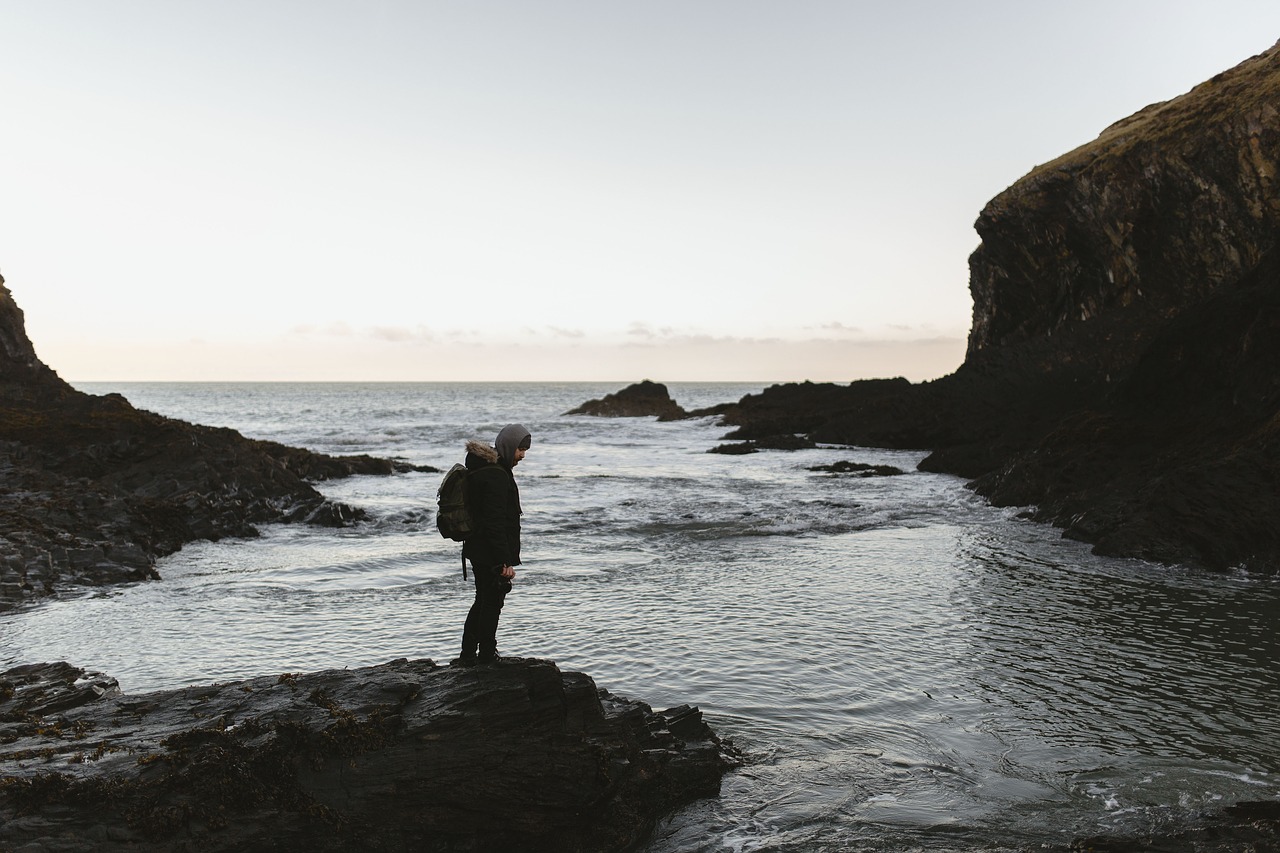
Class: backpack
437,462,504,579
436,463,475,542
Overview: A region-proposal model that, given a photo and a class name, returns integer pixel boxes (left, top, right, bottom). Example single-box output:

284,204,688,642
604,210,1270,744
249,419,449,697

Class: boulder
0,659,738,852
564,381,688,420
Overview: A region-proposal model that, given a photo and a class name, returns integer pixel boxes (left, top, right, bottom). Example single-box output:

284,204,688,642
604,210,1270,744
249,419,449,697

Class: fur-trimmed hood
465,439,498,464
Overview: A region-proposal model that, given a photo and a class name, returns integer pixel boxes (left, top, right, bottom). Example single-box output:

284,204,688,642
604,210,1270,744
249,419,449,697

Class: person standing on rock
453,423,531,666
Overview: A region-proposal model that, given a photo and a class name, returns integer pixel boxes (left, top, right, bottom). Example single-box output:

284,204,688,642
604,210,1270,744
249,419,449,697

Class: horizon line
66,377,883,386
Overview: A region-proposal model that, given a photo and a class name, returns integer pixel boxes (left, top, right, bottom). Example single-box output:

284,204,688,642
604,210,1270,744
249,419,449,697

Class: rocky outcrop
0,277,432,609
972,244,1280,569
564,380,688,420
0,659,738,852
807,461,905,477
700,41,1280,573
707,433,818,454
967,43,1280,359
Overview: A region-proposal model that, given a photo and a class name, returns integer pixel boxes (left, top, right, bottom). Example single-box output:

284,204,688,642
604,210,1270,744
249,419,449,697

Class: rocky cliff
968,42,1280,358
700,40,1280,573
0,659,737,852
0,276,430,609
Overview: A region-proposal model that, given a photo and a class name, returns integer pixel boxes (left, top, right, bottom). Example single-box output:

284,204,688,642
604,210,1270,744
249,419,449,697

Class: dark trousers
461,563,509,659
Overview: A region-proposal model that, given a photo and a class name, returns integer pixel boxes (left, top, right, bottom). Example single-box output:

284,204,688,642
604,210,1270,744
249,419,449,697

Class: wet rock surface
708,434,819,454
0,277,433,610
564,380,689,420
686,41,1280,574
0,659,738,852
807,461,905,477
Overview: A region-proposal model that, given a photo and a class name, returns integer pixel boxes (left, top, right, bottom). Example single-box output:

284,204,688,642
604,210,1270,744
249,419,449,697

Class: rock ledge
0,659,738,852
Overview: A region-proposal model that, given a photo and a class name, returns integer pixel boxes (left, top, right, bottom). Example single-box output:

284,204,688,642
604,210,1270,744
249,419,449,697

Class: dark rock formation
0,277,433,610
0,659,738,852
707,441,757,455
564,380,688,420
701,41,1280,573
708,434,818,454
807,461,905,477
967,45,1280,361
970,244,1280,568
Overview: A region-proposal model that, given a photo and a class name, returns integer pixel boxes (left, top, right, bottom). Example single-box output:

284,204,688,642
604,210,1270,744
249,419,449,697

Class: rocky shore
0,276,433,610
1,285,740,850
0,659,738,852
6,35,1279,853
596,40,1280,575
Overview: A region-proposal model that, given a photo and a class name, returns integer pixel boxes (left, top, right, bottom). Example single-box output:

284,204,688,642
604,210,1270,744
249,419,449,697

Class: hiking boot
450,654,478,667
477,653,523,665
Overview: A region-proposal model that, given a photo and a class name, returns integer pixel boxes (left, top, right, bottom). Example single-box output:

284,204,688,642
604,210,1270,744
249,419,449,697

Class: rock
807,461,905,477
564,381,688,420
708,434,818,454
0,659,739,852
751,434,818,451
707,442,757,455
697,41,1280,573
971,245,1280,570
967,43,1280,361
0,276,436,610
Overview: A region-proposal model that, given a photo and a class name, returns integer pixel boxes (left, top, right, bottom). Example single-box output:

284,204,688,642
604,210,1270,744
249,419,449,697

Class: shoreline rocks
0,659,739,852
0,277,434,610
807,461,905,477
708,434,819,454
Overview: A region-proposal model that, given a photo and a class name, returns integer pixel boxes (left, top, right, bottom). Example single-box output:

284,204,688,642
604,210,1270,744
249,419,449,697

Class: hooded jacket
461,439,522,569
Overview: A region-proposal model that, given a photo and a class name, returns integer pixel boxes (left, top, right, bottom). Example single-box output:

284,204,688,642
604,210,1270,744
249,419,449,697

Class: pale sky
2,2,1278,382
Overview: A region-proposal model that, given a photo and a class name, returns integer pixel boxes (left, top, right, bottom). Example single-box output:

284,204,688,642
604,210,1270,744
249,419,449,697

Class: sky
2,2,1278,383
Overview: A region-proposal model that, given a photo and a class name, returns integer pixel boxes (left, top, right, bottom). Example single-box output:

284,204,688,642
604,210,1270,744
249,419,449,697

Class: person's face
513,446,527,466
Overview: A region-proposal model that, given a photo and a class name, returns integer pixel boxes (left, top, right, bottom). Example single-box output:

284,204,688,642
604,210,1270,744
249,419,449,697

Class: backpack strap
462,551,468,579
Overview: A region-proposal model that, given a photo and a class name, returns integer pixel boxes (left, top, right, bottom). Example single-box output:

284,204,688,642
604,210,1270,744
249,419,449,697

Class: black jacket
461,440,521,569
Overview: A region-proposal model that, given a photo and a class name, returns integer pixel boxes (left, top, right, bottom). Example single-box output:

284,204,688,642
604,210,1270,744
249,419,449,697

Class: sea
3,381,1278,852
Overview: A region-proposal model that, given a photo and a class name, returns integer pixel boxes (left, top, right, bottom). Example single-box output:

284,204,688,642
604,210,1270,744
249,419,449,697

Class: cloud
545,325,585,339
49,327,969,383
369,325,435,343
287,321,354,338
626,322,677,339
810,321,864,335
289,322,433,342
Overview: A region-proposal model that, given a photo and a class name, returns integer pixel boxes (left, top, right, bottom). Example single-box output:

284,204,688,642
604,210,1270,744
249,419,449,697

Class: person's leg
457,562,492,664
476,570,507,661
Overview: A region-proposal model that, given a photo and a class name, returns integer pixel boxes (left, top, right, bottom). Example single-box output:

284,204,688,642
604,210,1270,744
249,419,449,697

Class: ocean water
3,381,1278,851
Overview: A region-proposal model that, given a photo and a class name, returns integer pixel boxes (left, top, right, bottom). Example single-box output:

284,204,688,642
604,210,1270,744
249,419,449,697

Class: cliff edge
706,40,1280,572
0,276,430,609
